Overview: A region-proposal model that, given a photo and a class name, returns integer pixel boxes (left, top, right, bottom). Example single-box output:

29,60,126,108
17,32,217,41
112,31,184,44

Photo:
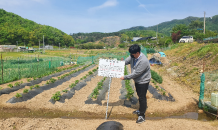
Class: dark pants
135,82,149,116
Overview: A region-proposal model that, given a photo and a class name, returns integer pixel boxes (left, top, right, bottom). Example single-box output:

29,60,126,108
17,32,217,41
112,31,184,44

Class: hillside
0,9,74,47
151,42,218,93
120,15,218,36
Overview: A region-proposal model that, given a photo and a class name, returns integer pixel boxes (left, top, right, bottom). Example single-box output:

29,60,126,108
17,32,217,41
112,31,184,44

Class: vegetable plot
7,64,96,103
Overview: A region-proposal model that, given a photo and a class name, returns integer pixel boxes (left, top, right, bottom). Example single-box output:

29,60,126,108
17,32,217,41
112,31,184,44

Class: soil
0,118,217,130
0,62,218,129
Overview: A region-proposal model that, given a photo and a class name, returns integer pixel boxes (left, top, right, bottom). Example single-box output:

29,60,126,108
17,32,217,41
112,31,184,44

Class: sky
0,0,217,34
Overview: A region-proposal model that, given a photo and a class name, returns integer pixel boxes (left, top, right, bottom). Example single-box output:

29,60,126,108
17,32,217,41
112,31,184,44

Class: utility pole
204,11,206,35
156,24,158,45
43,35,45,53
39,40,40,51
16,41,18,52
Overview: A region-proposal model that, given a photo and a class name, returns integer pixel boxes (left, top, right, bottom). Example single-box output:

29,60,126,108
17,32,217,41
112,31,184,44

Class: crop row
124,66,134,100
13,64,93,98
151,69,163,84
3,64,82,90
51,67,98,101
90,77,107,99
151,79,166,96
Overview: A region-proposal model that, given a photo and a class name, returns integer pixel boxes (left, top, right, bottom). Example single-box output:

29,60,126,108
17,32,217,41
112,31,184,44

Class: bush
151,70,163,84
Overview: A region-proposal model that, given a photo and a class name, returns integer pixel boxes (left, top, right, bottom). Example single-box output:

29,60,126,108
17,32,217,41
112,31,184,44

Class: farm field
0,48,218,129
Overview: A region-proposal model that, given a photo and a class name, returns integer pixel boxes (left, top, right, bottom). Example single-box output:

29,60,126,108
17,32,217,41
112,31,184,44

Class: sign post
98,58,125,119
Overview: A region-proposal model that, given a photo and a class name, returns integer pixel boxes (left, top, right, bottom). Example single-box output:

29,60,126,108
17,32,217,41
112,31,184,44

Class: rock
198,109,204,114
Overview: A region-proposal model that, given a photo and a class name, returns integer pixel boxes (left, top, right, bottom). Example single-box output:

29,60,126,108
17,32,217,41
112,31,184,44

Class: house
0,45,17,52
45,45,53,50
136,37,152,41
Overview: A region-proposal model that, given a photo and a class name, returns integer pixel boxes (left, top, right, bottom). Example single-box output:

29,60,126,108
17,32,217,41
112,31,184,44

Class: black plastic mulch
7,64,96,104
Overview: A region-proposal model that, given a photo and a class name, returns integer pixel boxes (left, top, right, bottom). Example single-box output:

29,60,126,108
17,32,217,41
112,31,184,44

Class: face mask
130,54,135,58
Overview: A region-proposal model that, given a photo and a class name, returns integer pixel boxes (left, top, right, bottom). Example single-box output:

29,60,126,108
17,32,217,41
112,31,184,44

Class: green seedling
15,93,22,98
33,77,37,80
83,76,87,79
58,77,61,80
30,86,34,90
80,78,83,80
88,71,93,75
50,78,56,83
69,83,76,88
34,84,40,88
8,84,13,88
14,82,20,86
62,90,68,93
155,86,159,89
27,78,31,82
51,91,61,101
163,91,166,96
75,80,79,84
93,94,98,99
23,89,29,93
20,81,23,84
46,81,50,85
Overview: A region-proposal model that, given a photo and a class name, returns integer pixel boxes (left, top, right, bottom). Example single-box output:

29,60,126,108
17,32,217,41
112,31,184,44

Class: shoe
132,110,140,115
136,115,145,124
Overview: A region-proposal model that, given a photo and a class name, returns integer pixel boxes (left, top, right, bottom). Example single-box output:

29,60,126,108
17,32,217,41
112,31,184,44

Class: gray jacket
124,53,151,84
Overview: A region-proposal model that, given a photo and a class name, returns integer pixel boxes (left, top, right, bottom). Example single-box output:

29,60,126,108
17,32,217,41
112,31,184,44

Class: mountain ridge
119,15,218,36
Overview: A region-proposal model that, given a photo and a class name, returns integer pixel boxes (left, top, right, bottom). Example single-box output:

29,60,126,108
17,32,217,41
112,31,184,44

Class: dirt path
0,117,217,130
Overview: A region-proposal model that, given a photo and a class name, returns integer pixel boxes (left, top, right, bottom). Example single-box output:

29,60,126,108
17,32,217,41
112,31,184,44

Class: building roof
136,37,152,41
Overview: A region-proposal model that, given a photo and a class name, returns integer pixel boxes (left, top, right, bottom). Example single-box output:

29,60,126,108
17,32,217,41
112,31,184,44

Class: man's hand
120,76,124,80
121,58,124,61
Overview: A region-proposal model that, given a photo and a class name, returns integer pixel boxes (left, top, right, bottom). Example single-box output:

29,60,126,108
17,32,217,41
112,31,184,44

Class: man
120,44,151,123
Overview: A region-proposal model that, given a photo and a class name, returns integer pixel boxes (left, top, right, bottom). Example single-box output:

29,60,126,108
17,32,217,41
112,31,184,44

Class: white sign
98,59,125,78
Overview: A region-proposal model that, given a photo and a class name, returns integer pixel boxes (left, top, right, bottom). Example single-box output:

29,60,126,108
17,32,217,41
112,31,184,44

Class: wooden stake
37,55,39,72
1,53,3,83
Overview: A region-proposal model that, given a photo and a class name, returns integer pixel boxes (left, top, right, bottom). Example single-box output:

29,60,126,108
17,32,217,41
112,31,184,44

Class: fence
203,35,218,41
203,70,218,102
77,45,148,64
0,54,71,84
